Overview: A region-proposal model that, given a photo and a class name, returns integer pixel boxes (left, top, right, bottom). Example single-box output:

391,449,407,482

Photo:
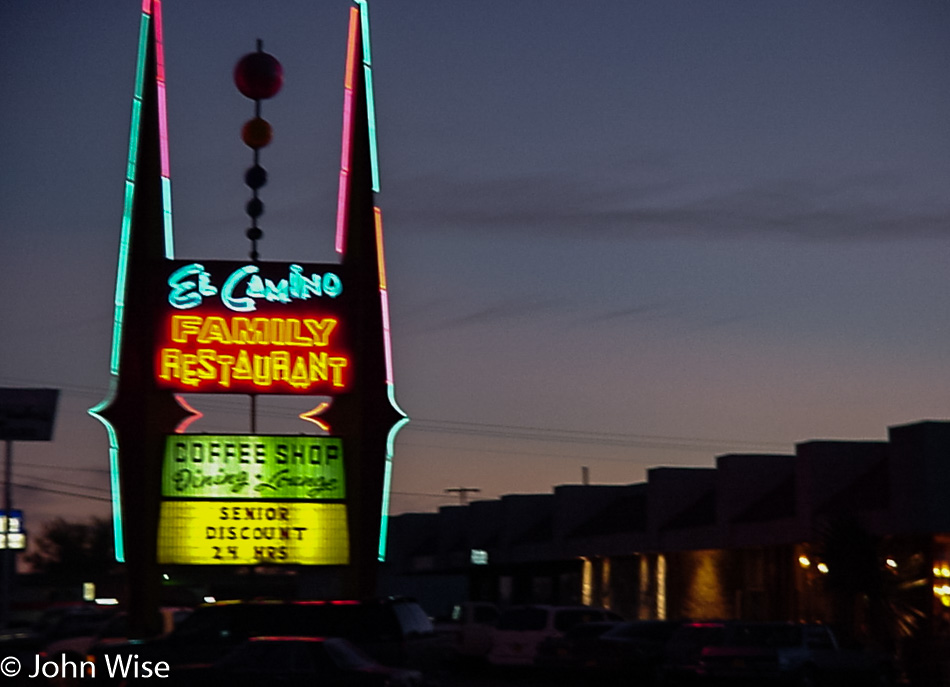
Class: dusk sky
2,1,950,530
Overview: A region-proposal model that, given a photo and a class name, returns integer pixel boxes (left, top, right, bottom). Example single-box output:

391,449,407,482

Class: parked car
534,620,624,671
44,607,192,662
577,619,682,680
657,621,728,685
697,622,896,686
0,605,117,664
87,597,446,682
487,604,623,666
120,636,424,686
434,601,499,660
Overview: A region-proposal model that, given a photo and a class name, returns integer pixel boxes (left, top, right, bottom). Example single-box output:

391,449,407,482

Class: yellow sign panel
157,501,349,565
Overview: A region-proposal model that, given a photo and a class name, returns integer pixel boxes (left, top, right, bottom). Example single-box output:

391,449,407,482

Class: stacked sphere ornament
234,42,283,260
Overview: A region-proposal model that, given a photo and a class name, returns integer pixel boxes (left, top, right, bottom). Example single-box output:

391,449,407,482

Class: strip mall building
382,419,950,672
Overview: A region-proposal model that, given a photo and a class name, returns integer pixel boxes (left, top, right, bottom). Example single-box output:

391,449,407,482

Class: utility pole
445,487,480,506
0,388,59,629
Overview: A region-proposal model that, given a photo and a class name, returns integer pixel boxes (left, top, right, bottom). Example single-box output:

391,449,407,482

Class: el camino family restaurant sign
95,1,406,616
152,261,356,566
155,260,351,394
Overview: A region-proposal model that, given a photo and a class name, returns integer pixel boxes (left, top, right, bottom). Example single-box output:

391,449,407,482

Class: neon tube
337,2,409,560
364,66,379,192
374,207,386,288
335,7,360,254
356,0,372,66
173,395,203,434
299,402,332,432
153,0,174,257
91,0,175,562
373,208,408,560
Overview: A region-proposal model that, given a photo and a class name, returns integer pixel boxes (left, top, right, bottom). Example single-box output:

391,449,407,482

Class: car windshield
393,600,434,635
323,637,376,670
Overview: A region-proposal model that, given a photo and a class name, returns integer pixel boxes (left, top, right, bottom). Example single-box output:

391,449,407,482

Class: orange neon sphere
242,117,273,149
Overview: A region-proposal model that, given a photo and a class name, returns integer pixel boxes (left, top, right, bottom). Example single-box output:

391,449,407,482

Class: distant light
817,563,829,574
95,598,120,606
942,566,950,578
82,583,95,602
470,549,488,565
203,596,216,604
162,573,170,580
657,555,668,620
885,558,897,569
581,557,593,606
798,556,811,569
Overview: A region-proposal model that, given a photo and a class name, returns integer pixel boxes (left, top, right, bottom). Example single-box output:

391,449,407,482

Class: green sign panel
162,435,345,500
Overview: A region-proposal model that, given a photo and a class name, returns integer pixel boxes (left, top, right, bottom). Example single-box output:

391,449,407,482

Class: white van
487,604,622,666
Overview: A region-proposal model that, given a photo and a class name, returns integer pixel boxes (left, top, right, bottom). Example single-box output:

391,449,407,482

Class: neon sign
155,260,351,394
168,263,342,312
156,501,349,565
162,435,345,499
0,510,25,551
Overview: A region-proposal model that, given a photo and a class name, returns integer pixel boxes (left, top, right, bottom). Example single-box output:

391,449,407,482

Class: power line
0,377,793,455
391,490,457,499
18,463,109,475
11,482,110,503
398,440,720,463
404,419,790,453
16,475,109,495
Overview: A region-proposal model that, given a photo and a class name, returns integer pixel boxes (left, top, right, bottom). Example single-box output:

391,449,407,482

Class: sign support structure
91,0,406,635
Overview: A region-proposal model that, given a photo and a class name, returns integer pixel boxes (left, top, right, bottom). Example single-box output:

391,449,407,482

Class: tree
24,517,116,578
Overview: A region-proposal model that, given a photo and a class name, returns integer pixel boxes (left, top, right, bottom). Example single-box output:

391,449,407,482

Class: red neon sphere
234,51,283,100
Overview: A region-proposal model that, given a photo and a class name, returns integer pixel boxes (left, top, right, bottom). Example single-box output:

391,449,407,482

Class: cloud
581,303,668,324
387,166,950,242
429,297,561,331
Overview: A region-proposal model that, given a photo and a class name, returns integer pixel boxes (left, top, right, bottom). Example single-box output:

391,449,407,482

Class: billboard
155,261,352,395
0,389,59,441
